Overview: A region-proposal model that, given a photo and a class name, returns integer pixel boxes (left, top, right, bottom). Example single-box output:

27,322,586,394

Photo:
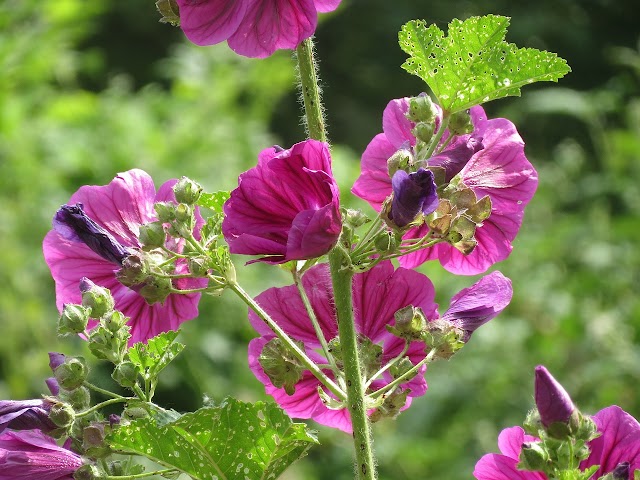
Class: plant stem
76,397,130,418
84,381,125,399
103,468,177,480
296,37,326,142
328,249,377,480
424,113,451,159
369,347,437,400
229,281,345,401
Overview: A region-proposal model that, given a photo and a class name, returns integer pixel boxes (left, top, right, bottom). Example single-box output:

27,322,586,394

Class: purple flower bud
0,399,56,434
428,135,484,182
389,168,438,228
48,352,66,372
108,414,121,427
53,203,129,265
612,462,630,480
45,377,60,396
441,271,513,342
534,365,576,428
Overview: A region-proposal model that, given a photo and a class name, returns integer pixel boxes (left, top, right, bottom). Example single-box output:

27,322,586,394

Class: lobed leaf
399,15,571,113
198,191,231,213
107,398,319,480
128,330,185,381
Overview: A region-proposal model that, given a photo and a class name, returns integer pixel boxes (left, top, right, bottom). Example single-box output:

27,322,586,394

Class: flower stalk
329,249,377,480
296,37,326,143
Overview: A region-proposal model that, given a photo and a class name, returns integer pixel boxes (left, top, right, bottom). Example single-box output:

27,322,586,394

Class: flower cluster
353,96,538,275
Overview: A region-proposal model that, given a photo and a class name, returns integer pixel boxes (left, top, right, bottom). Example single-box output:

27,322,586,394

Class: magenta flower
0,429,83,479
534,366,576,429
43,169,205,345
222,139,341,264
352,96,538,275
176,0,341,58
474,406,640,479
248,261,437,432
0,400,55,435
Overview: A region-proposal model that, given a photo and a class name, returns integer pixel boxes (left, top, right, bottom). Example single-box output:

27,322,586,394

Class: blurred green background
1,1,639,478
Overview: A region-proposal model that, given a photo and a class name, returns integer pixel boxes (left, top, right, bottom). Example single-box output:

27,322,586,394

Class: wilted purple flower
474,406,640,479
222,139,341,264
389,168,438,228
176,0,341,58
43,169,205,344
352,96,538,275
534,366,576,429
0,429,83,479
0,401,55,435
248,260,437,432
441,271,513,342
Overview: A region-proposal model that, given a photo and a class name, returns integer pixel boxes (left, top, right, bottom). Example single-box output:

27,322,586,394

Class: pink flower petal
176,0,248,47
351,133,396,209
228,0,317,58
313,0,341,13
382,97,416,148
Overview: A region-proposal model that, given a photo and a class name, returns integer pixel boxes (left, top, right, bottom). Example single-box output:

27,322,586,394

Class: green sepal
258,338,305,396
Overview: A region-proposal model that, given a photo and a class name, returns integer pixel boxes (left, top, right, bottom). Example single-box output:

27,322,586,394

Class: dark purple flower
474,406,640,479
534,366,576,429
612,462,630,480
48,353,66,372
248,260,437,432
0,401,55,435
389,168,438,228
222,139,341,264
353,96,538,275
0,429,83,479
176,0,341,58
441,271,513,342
53,204,130,265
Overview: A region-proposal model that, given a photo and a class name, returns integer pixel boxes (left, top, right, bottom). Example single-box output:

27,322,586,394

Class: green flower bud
343,208,369,229
111,361,138,388
422,319,465,359
154,201,176,223
80,278,114,319
49,402,75,428
139,221,166,249
58,304,90,335
116,252,149,287
406,94,437,123
102,311,128,334
387,149,413,177
258,338,305,396
518,441,549,472
174,177,203,205
374,230,400,253
123,406,149,421
136,276,172,305
88,326,128,363
386,305,427,341
83,423,111,458
53,357,89,390
370,389,411,423
448,110,474,135
412,121,435,143
62,386,91,410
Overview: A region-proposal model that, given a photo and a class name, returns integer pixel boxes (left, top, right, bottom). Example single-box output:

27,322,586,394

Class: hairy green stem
296,37,326,142
84,381,125,399
329,249,377,480
424,113,451,159
229,281,345,401
76,397,129,418
103,468,177,480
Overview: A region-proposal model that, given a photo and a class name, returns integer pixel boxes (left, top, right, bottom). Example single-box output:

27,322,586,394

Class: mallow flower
473,406,640,479
43,169,204,344
176,0,341,58
534,365,577,431
0,400,55,435
0,429,83,479
222,139,341,264
248,261,512,432
352,96,538,275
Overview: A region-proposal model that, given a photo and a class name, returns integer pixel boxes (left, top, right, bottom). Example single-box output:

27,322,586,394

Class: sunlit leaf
128,330,185,381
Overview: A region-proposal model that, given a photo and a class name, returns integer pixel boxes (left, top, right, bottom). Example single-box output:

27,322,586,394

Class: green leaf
399,15,571,113
128,330,185,381
198,191,231,213
107,398,319,480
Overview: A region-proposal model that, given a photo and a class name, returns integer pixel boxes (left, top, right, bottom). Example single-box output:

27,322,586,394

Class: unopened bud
174,177,203,205
448,110,474,135
123,406,149,421
53,357,88,390
387,149,413,177
137,276,172,305
74,464,103,480
139,221,166,248
412,121,435,143
386,306,427,341
259,338,305,396
518,442,549,472
154,201,176,223
62,386,91,410
83,423,110,458
102,311,128,334
370,389,411,423
374,231,400,252
534,366,578,439
80,278,114,318
116,252,149,287
58,304,90,335
49,402,75,428
406,94,437,123
111,361,138,388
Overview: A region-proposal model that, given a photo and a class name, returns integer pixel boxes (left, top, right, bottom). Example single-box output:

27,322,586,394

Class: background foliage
0,1,639,479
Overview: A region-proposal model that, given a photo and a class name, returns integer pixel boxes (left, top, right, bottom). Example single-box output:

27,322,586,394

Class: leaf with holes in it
197,191,231,213
127,330,185,381
399,15,571,113
107,398,319,480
